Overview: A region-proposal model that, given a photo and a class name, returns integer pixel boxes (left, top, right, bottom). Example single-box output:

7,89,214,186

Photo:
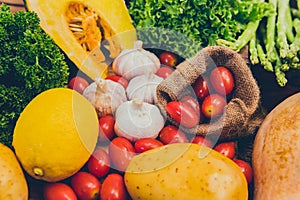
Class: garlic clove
126,72,163,104
83,78,127,117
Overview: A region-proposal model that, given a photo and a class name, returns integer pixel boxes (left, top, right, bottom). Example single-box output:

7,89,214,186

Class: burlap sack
156,46,263,140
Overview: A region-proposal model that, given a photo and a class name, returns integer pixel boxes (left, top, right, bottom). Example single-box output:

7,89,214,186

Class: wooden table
1,0,26,12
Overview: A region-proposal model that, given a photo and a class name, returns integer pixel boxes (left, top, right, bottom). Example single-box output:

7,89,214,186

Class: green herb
128,0,270,57
0,4,69,146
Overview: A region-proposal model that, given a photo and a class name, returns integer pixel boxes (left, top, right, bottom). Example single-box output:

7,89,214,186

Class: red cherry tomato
68,76,89,94
71,172,101,200
105,75,129,89
108,137,135,172
156,66,174,79
166,101,199,128
193,76,210,101
87,148,110,178
214,141,235,159
210,66,235,95
100,173,127,200
159,125,188,144
233,159,253,184
134,138,164,153
201,94,227,119
180,95,204,122
180,96,200,113
43,183,77,200
98,115,115,142
159,51,178,68
191,136,213,148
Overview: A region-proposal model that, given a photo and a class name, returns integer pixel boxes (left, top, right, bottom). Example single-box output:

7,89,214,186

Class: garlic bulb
112,40,160,80
126,71,163,104
83,78,127,117
114,99,165,142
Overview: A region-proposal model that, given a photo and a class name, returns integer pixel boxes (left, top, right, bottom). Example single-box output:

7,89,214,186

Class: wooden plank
0,1,26,13
1,0,24,6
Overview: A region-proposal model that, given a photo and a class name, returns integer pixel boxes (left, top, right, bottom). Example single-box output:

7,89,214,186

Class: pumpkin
24,0,137,80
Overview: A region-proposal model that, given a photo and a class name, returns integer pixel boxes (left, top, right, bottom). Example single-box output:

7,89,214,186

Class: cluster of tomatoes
165,64,235,128
43,51,252,200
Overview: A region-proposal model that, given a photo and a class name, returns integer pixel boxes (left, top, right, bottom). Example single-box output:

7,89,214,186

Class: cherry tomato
71,171,101,200
214,141,235,159
87,148,110,178
201,94,227,119
210,66,235,95
108,137,135,172
193,75,210,101
166,101,199,128
43,183,77,200
156,66,174,79
100,173,127,200
134,138,164,153
233,159,253,184
105,75,129,89
191,136,213,148
159,125,188,144
159,51,178,68
180,95,204,122
68,76,89,94
98,115,115,142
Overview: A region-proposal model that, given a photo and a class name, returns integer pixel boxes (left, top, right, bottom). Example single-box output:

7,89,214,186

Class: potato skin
0,143,28,200
253,93,300,200
125,143,248,200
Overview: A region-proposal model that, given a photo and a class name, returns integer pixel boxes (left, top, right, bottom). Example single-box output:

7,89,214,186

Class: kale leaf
0,4,69,146
128,0,271,57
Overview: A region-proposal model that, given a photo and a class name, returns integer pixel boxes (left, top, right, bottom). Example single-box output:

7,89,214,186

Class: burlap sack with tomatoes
156,46,264,141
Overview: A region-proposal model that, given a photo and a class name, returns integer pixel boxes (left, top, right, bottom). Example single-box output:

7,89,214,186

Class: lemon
12,88,99,182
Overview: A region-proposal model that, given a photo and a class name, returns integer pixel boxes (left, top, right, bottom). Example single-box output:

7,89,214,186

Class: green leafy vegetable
0,4,69,146
128,0,271,57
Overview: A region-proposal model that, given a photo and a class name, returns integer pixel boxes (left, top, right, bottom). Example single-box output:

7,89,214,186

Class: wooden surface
1,0,26,12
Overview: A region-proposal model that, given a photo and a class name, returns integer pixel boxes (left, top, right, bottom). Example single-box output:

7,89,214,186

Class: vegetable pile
49,46,253,200
3,1,297,198
128,0,300,86
217,0,300,86
127,0,271,57
0,4,69,146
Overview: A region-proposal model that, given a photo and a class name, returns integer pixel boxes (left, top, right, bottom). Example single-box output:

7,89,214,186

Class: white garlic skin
112,40,160,80
83,78,127,117
114,99,165,142
126,73,163,104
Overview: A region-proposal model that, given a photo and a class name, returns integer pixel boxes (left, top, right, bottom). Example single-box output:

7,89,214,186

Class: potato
0,143,28,200
125,143,248,200
253,92,300,200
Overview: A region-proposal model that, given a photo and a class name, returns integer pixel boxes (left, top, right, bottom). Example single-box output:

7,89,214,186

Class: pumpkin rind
25,0,137,80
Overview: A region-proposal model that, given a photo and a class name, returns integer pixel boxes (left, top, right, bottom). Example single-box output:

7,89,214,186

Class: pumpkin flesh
25,0,137,79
